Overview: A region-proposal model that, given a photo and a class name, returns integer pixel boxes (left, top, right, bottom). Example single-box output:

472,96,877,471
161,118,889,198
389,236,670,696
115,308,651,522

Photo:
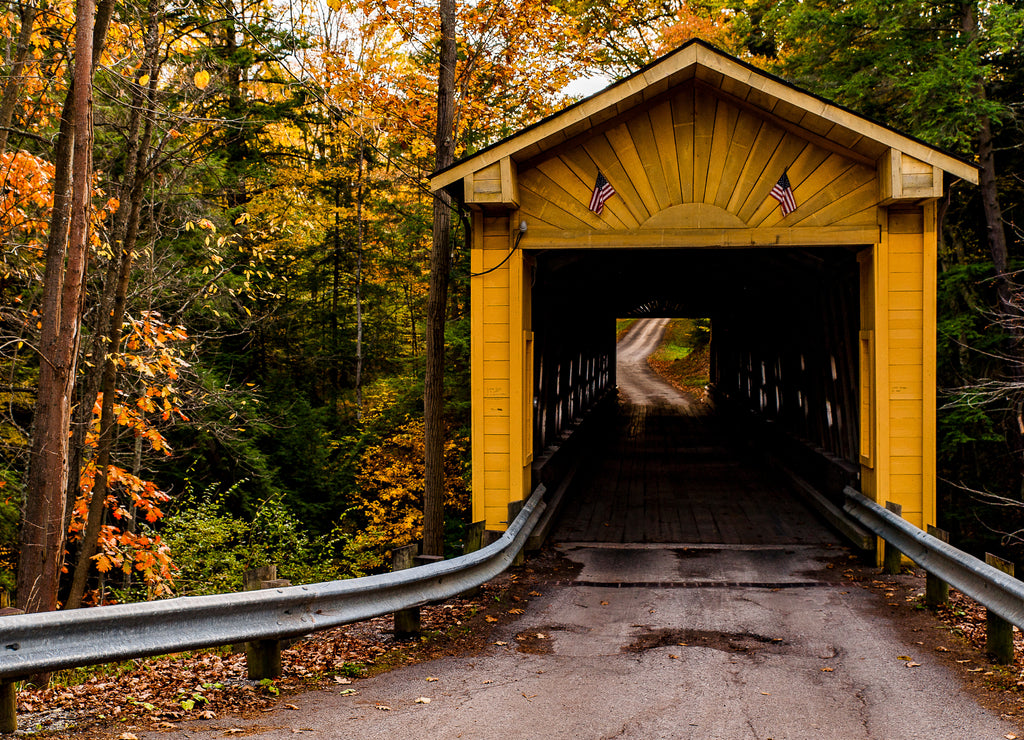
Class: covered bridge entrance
430,40,977,539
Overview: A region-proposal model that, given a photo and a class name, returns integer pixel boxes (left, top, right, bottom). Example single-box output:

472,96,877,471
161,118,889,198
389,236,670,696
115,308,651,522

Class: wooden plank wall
880,206,935,530
471,213,515,526
711,252,861,469
531,307,614,457
517,81,877,233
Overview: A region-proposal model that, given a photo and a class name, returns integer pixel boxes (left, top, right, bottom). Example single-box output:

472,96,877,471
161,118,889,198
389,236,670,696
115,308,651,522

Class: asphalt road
143,319,1022,739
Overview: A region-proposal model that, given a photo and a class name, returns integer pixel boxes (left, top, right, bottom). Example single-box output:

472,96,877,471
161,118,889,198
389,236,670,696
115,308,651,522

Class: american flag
769,170,797,216
589,171,615,215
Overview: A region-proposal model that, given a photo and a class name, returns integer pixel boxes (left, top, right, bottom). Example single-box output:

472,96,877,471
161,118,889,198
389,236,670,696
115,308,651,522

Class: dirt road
615,317,692,409
140,319,1022,739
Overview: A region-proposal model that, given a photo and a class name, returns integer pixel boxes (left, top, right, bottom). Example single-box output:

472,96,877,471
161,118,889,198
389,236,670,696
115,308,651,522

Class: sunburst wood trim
582,135,650,224
606,122,661,216
650,100,681,206
560,149,640,228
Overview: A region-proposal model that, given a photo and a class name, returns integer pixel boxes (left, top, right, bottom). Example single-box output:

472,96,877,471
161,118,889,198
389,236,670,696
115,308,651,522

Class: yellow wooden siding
882,207,932,531
471,210,534,531
472,214,514,524
518,83,880,234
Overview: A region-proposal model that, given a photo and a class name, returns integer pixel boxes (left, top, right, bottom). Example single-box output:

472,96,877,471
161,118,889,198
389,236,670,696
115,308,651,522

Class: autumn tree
17,0,109,615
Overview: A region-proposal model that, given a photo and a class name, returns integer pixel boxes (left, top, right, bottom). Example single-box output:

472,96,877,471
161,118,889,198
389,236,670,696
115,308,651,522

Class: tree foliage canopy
1,0,1023,606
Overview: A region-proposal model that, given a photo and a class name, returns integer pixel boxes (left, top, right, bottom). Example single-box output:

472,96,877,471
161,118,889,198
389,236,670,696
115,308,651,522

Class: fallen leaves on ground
17,556,580,738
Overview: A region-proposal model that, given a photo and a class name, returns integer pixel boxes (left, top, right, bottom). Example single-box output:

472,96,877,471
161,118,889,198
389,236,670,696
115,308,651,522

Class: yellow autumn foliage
342,419,469,573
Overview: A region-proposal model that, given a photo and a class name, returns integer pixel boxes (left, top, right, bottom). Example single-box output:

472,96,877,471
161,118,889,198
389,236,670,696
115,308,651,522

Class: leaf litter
14,552,580,738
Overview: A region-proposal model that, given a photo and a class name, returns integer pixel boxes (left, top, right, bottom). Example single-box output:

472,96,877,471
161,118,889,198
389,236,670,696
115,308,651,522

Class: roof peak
431,40,977,192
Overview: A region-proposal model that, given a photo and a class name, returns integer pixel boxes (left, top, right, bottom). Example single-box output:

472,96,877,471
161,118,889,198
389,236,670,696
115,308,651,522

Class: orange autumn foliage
67,312,191,599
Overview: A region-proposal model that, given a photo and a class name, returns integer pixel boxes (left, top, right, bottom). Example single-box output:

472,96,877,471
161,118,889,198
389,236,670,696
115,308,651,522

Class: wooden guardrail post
243,566,291,679
925,525,950,607
393,544,420,638
985,553,1015,665
882,501,903,575
0,607,23,733
464,520,486,554
461,521,486,597
508,500,525,567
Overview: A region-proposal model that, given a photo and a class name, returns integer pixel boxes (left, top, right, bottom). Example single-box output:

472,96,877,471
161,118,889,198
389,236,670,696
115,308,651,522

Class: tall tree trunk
961,1,1011,318
17,0,96,615
355,131,365,420
64,0,161,607
961,0,1023,490
422,0,457,557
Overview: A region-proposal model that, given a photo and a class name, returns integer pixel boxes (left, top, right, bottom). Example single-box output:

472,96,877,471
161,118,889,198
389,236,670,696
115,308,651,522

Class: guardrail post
882,502,903,574
0,607,22,733
925,525,950,607
985,553,1015,665
464,521,486,554
508,500,525,567
393,544,421,638
461,522,486,597
243,566,291,680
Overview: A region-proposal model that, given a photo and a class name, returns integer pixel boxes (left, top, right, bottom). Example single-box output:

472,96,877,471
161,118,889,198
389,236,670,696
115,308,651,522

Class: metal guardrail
0,488,546,680
843,486,1024,630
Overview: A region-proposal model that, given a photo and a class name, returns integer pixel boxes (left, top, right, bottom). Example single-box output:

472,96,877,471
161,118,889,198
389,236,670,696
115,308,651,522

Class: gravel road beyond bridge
149,319,1021,740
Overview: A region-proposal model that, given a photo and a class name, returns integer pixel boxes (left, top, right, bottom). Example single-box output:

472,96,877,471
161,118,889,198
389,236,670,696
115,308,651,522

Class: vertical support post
508,500,525,567
0,607,22,734
243,566,284,680
464,520,486,555
925,525,950,607
460,521,487,597
985,553,1015,665
882,501,903,575
393,544,421,638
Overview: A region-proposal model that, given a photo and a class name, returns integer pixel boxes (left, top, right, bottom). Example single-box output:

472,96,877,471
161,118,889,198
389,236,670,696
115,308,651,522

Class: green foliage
730,0,1024,153
158,481,341,596
0,475,20,594
615,318,638,341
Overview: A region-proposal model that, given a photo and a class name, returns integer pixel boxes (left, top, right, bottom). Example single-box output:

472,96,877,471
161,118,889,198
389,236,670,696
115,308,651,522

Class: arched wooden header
431,40,978,534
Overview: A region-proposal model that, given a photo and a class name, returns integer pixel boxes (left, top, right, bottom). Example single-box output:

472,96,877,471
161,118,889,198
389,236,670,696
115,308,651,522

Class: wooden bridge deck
553,399,840,546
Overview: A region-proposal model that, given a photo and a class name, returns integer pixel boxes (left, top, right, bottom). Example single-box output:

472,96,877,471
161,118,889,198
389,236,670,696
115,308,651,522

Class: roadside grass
648,318,711,395
615,318,638,342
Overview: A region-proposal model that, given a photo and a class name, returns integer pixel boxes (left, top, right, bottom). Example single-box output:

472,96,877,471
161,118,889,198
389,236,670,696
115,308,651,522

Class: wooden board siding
517,83,878,241
882,207,935,530
472,214,513,524
472,213,533,529
857,207,934,537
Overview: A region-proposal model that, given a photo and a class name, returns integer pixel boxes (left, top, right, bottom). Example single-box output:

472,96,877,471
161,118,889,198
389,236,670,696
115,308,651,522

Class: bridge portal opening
530,246,863,544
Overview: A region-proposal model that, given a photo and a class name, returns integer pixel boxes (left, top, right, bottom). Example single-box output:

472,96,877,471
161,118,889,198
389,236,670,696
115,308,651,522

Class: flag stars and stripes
589,171,616,215
769,170,797,216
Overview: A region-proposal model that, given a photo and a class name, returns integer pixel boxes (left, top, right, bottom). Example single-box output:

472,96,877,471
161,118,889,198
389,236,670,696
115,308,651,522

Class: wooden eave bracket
462,156,519,210
877,148,971,205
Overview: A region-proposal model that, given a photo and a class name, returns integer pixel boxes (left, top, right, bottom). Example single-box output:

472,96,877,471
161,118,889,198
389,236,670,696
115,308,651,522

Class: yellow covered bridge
429,40,978,538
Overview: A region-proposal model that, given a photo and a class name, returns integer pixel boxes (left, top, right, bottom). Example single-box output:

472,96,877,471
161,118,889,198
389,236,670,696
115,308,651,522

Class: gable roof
430,39,978,192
